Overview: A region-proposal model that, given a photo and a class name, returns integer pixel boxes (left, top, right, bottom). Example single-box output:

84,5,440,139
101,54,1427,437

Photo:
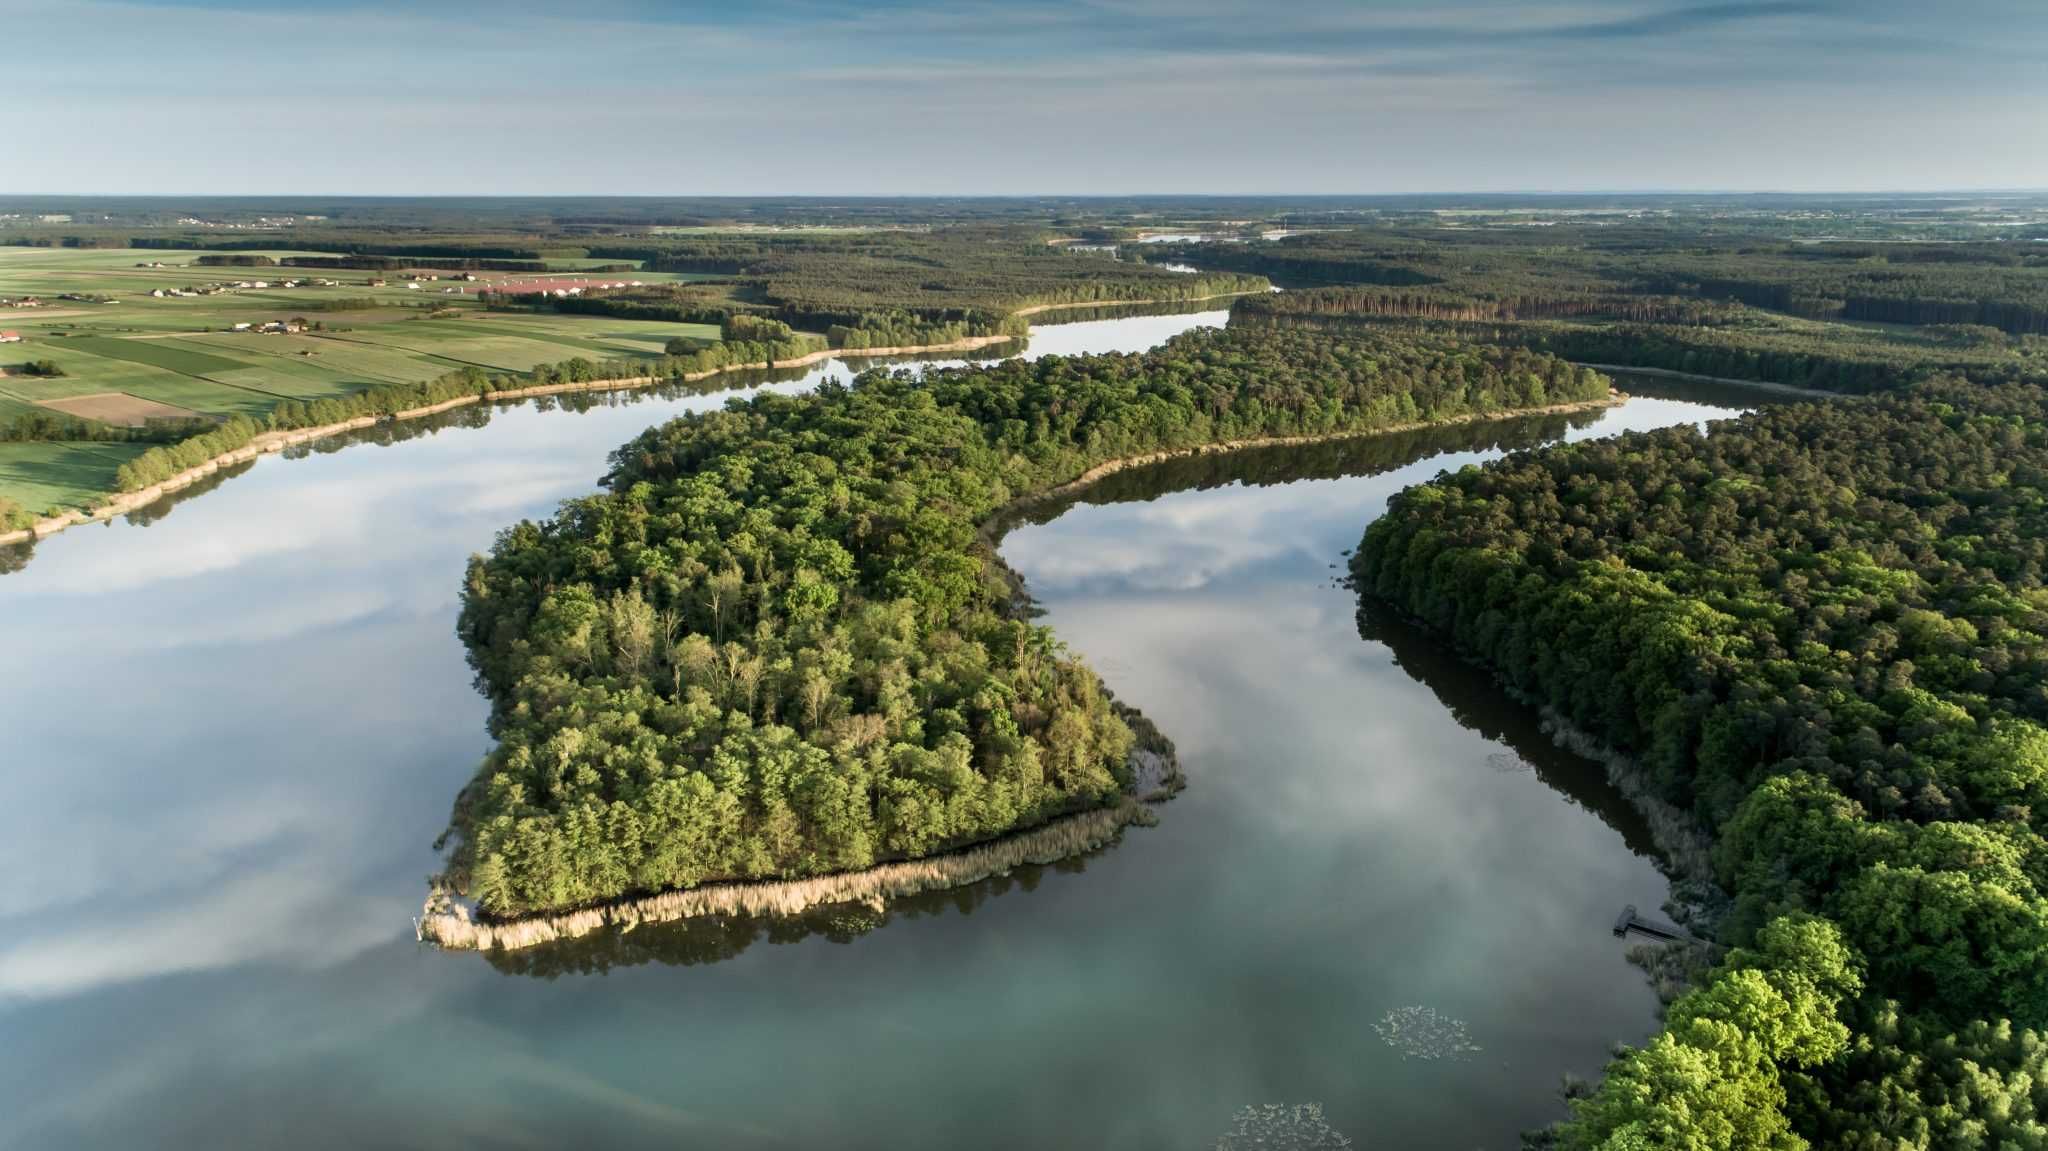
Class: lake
0,307,1750,1149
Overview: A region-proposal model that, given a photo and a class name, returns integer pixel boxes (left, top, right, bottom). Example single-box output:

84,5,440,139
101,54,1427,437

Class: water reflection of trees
994,406,1606,537
120,459,258,527
481,852,1094,979
994,403,1665,861
1353,598,1663,862
0,458,263,576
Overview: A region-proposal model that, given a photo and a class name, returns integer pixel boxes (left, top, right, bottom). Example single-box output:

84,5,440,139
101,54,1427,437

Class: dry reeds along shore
419,802,1147,952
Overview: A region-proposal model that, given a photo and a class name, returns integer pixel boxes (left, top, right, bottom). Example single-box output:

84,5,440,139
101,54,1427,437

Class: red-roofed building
0,331,22,343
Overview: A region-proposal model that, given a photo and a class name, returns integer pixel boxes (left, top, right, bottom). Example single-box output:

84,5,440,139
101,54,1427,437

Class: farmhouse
0,331,22,343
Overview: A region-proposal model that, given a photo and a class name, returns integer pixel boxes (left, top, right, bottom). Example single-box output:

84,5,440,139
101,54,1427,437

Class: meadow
0,440,153,514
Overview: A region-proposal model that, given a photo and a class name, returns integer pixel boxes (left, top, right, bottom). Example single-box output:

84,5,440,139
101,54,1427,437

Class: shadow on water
1605,370,1824,412
1023,296,1253,326
120,458,258,527
992,403,1610,539
1353,599,1663,861
0,456,262,572
300,367,830,461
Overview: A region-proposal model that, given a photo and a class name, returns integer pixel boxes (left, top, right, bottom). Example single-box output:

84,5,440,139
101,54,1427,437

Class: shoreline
0,333,1020,548
1006,392,1623,515
421,796,1161,951
418,388,1624,953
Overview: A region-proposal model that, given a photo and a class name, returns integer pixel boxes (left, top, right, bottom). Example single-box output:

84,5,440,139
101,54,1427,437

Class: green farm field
0,247,745,516
0,440,153,516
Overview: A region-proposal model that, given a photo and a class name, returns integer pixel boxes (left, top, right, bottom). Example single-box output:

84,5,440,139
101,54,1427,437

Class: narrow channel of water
0,302,1753,1147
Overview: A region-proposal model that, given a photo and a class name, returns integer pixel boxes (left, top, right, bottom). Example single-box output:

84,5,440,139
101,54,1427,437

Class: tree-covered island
432,323,1609,925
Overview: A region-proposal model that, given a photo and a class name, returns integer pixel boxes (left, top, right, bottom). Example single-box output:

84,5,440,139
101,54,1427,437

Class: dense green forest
1170,229,2048,334
1237,295,2048,394
442,324,1608,917
1354,382,2048,1148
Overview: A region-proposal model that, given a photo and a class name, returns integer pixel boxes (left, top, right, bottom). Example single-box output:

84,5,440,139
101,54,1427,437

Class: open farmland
0,246,749,514
0,440,153,514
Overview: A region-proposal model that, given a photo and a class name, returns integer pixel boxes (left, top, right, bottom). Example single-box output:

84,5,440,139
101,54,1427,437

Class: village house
0,331,23,343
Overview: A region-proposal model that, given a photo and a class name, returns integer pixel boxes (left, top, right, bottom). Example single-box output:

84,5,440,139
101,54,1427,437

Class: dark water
0,311,1751,1149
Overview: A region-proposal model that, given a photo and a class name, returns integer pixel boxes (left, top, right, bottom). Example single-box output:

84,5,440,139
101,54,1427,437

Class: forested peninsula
1354,381,2048,1148
424,323,1611,941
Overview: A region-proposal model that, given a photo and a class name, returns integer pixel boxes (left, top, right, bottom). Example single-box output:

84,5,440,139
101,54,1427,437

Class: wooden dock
1613,904,1688,943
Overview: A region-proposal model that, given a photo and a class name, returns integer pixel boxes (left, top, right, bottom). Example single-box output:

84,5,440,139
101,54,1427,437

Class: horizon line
5,189,2048,201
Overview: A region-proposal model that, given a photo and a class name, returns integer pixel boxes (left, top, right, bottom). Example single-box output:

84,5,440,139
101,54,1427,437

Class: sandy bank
420,795,1160,951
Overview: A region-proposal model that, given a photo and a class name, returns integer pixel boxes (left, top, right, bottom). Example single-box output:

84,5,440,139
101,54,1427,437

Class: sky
4,0,2045,195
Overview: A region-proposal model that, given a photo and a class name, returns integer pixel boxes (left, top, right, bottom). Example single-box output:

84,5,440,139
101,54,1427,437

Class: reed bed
1538,709,1716,882
421,802,1144,951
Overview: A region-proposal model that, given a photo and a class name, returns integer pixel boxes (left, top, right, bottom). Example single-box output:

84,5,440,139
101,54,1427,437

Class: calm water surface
0,308,1752,1149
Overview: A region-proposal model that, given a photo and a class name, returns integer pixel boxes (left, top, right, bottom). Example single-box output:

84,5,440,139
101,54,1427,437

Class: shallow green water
0,309,1750,1148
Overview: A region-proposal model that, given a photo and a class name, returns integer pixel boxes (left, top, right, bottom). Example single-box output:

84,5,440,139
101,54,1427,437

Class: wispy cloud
3,0,2042,192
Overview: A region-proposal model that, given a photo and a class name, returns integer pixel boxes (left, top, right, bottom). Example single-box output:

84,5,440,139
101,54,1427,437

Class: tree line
1239,299,2048,395
1166,228,2048,336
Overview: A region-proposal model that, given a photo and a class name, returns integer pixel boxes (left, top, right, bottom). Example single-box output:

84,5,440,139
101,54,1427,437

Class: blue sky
4,0,2044,194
